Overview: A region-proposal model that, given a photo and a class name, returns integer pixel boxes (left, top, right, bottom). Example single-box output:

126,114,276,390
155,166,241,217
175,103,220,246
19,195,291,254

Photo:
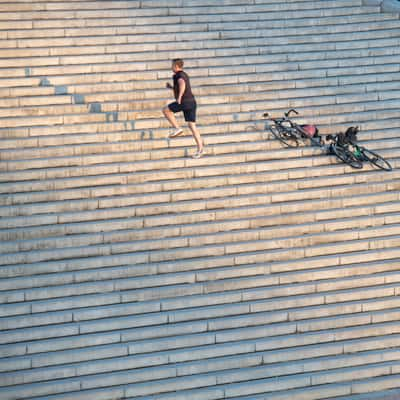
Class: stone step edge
1,17,399,54
1,167,397,214
1,187,397,238
1,150,398,198
0,337,399,393
1,258,399,328
2,331,399,386
2,269,398,331
1,351,399,400
0,250,398,306
0,127,396,162
0,135,397,175
1,177,396,227
0,219,399,266
1,46,399,96
0,11,394,45
0,115,399,152
0,76,399,115
1,290,399,355
0,2,382,27
0,75,399,120
1,244,399,297
1,50,400,93
0,92,397,137
1,207,398,255
0,95,398,134
125,373,400,400
1,160,398,211
2,25,399,76
2,302,399,361
0,80,399,120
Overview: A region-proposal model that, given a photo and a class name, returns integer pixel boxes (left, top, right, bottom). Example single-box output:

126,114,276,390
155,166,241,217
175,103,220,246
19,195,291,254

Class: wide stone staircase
1,0,400,399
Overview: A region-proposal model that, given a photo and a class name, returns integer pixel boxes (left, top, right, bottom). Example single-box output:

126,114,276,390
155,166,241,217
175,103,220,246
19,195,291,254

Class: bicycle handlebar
263,109,298,119
285,109,299,117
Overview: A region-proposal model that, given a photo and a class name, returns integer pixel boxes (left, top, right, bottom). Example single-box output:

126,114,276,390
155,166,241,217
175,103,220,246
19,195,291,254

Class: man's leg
163,106,183,137
163,106,180,129
188,121,203,152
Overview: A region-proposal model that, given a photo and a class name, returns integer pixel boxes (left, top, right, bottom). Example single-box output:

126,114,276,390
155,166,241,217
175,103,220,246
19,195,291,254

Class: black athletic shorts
168,100,197,122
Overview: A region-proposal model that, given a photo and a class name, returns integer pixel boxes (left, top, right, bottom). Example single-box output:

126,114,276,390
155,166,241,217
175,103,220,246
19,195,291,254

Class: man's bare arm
177,78,186,104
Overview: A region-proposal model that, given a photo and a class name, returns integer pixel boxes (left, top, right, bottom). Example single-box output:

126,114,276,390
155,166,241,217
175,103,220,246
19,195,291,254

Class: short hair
172,58,184,68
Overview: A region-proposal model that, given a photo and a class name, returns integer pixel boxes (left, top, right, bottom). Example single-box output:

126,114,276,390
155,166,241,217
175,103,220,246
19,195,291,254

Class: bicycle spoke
361,148,392,171
332,144,363,169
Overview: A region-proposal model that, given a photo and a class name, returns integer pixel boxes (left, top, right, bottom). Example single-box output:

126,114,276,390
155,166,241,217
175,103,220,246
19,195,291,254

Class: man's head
172,58,184,73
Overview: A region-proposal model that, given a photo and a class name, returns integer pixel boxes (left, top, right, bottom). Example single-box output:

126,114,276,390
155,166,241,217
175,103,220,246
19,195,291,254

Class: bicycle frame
325,133,363,169
263,109,324,148
350,141,392,171
264,108,301,132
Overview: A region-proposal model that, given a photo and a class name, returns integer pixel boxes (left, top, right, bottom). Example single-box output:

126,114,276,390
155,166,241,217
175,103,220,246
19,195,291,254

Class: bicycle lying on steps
264,110,392,171
263,108,324,148
326,127,392,171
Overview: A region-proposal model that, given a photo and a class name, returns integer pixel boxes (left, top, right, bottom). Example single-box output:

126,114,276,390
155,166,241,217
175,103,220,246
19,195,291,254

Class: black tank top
173,71,195,104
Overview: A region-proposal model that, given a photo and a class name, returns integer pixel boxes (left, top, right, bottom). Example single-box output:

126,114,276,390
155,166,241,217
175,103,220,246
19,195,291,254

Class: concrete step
1,18,398,62
1,255,400,323
1,250,398,316
0,2,380,30
2,291,399,358
0,112,399,155
2,303,400,371
0,173,399,233
0,43,396,104
1,227,399,306
0,55,397,117
0,124,396,174
0,130,266,160
1,226,400,280
0,77,399,129
0,10,394,44
1,12,398,53
2,260,400,325
0,133,397,178
2,44,400,93
1,191,398,255
0,0,399,398
123,373,400,400
0,104,398,155
327,386,400,400
1,201,399,253
1,216,400,266
1,181,398,237
1,240,399,297
14,95,395,134
0,144,398,197
0,343,399,398
1,283,399,349
3,26,399,72
0,1,369,23
0,74,398,121
0,29,394,78
126,380,396,400
1,333,400,391
0,15,397,74
0,94,398,134
0,1,373,23
0,159,398,215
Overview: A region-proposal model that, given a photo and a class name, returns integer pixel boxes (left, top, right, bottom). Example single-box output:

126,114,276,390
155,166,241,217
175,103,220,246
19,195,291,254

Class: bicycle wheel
361,147,392,171
270,124,299,147
331,144,363,169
